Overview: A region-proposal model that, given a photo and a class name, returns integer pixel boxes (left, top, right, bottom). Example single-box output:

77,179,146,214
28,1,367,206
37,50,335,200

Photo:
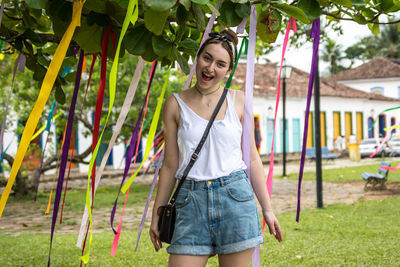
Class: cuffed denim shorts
167,170,263,256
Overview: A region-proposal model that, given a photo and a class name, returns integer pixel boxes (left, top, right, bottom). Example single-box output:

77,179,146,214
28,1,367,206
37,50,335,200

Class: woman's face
195,43,231,91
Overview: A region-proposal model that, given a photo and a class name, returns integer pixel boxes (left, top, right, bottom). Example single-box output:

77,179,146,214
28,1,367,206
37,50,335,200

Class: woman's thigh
218,248,253,267
168,254,209,267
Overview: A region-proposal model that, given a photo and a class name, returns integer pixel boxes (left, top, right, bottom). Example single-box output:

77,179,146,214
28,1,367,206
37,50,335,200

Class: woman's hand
149,219,163,252
263,210,283,242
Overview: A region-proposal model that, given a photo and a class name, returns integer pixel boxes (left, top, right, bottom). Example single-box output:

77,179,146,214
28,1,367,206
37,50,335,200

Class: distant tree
321,37,346,74
345,22,400,63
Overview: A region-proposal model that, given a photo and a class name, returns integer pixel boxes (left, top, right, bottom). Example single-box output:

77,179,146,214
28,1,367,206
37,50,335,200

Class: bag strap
168,87,228,205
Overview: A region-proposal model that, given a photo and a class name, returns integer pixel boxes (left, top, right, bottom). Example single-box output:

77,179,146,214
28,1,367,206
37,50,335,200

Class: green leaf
144,8,170,35
372,0,397,12
350,0,367,7
191,0,209,4
220,1,243,26
231,0,248,3
142,46,158,62
257,8,282,44
297,0,321,20
274,4,311,24
177,4,189,25
395,0,400,7
25,0,46,9
145,0,177,11
235,3,250,18
55,86,66,105
330,0,352,8
125,24,153,55
192,3,206,30
173,47,190,74
315,0,330,7
152,35,173,56
83,0,107,13
353,13,367,24
398,24,400,32
368,23,380,36
179,0,191,10
73,18,103,54
361,9,376,19
179,38,199,50
206,3,220,16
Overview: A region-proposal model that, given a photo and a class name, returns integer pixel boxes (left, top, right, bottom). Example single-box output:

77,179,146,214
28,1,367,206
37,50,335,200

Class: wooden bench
306,147,340,160
361,161,391,190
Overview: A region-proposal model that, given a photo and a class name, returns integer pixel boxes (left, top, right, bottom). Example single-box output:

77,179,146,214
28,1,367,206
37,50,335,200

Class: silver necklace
194,85,220,107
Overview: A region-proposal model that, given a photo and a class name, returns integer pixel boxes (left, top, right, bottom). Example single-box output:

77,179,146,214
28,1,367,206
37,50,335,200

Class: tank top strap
226,90,241,125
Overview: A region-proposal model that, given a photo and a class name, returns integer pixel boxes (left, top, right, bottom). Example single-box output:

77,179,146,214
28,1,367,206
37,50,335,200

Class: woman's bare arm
150,95,180,251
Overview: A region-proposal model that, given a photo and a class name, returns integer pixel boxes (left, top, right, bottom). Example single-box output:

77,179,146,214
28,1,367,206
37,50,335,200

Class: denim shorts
167,170,263,255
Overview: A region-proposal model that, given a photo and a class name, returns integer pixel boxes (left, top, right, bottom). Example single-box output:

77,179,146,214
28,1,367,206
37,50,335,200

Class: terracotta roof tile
330,57,400,80
231,62,398,101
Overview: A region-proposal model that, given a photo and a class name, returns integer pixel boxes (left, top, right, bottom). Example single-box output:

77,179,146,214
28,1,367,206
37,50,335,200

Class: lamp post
276,62,292,177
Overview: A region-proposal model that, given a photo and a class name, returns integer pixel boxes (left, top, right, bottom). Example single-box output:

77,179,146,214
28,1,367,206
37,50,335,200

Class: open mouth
202,72,214,82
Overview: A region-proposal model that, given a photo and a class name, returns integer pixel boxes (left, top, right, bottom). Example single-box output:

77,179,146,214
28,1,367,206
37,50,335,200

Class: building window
370,86,384,95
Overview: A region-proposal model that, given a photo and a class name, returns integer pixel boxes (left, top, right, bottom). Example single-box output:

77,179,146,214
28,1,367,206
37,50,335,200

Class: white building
233,62,400,155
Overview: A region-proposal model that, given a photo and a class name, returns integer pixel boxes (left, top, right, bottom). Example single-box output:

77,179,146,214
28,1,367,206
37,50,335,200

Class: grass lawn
279,159,400,183
0,196,399,266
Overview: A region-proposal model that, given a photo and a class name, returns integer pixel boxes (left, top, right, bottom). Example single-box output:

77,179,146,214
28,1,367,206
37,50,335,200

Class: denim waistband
180,170,247,191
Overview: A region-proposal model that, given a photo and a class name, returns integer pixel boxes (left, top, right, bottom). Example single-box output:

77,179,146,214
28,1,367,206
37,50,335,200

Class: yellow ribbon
80,0,139,263
0,0,86,218
121,68,170,193
30,111,63,141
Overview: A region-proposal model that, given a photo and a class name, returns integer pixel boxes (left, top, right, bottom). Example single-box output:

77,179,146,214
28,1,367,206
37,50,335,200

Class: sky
266,20,373,75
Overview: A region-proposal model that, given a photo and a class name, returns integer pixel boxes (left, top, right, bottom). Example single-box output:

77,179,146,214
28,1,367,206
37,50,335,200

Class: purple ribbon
110,62,157,234
242,5,260,267
0,52,26,157
134,149,164,251
48,49,84,267
296,18,320,222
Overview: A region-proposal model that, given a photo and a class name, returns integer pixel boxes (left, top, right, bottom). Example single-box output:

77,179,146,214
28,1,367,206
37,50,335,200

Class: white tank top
173,91,247,181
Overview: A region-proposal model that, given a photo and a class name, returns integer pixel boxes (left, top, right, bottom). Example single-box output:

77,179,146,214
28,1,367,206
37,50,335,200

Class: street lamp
276,62,292,177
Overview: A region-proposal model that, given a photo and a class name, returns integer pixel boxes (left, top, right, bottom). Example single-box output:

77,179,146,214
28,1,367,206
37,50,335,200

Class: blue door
368,117,374,138
266,118,275,154
292,118,301,152
280,118,289,153
378,115,386,138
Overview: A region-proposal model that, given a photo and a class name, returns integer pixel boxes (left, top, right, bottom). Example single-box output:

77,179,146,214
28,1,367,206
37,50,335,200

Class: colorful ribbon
113,67,169,257
296,18,320,222
48,49,84,267
76,58,145,249
110,61,156,235
134,146,164,251
0,0,86,218
263,16,297,234
241,6,261,267
80,1,139,263
92,25,116,203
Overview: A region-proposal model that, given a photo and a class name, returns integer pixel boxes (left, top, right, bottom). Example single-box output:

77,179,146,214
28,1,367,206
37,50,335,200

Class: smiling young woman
150,29,282,267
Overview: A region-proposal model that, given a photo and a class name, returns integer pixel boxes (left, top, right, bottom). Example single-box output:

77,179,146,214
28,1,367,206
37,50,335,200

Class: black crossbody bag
157,88,228,244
